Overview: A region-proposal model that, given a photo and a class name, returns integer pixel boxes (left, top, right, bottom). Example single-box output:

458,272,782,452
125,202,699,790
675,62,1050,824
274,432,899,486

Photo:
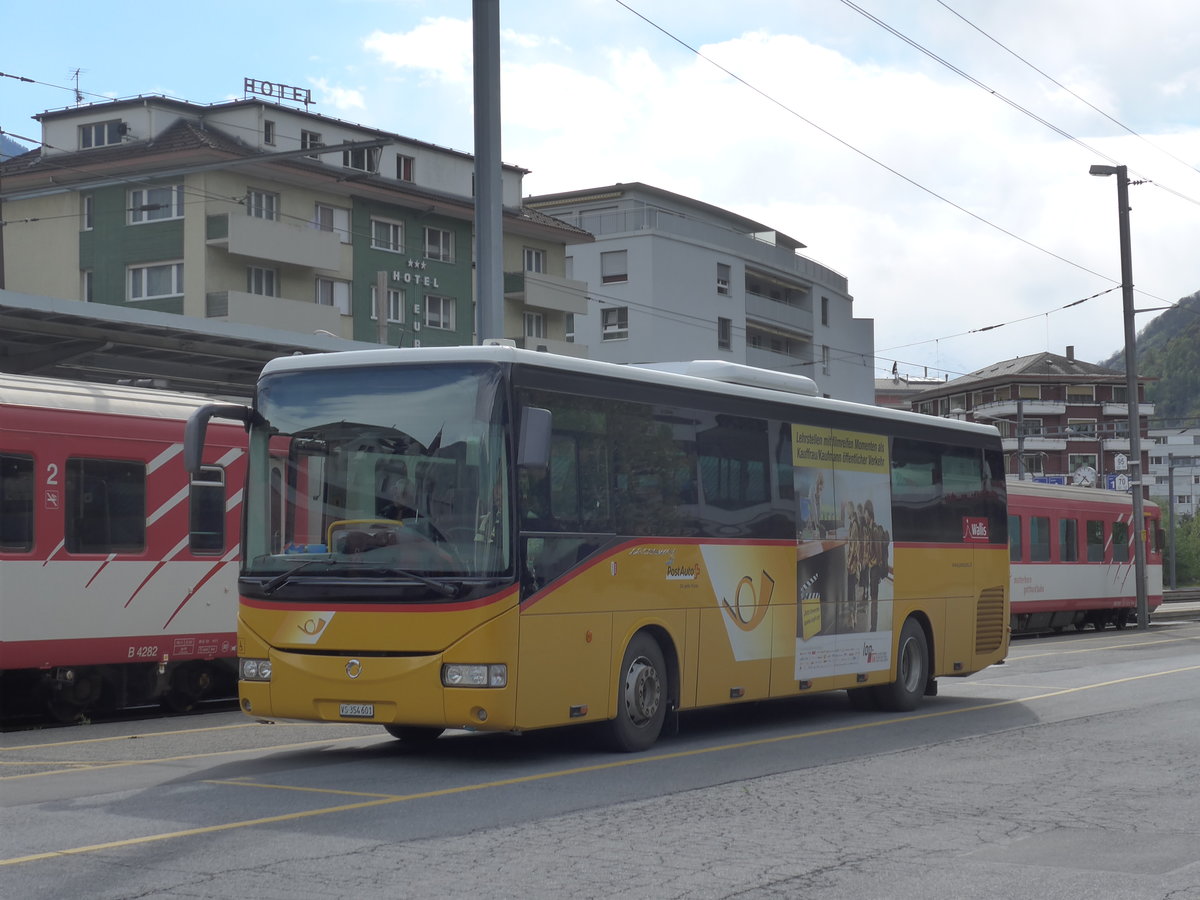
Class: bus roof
260,345,999,440
0,372,218,420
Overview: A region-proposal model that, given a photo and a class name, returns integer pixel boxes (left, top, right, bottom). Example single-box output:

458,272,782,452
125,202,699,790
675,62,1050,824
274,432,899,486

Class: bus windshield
242,362,511,587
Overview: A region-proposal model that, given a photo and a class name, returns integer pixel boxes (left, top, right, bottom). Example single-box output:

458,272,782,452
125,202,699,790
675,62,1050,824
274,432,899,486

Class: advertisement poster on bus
792,425,894,681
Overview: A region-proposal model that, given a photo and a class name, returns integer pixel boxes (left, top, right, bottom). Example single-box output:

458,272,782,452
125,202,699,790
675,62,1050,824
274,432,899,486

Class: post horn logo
346,659,363,679
721,571,776,631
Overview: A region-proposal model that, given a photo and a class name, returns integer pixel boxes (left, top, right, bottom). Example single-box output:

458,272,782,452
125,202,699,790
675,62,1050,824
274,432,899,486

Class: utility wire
935,0,1200,189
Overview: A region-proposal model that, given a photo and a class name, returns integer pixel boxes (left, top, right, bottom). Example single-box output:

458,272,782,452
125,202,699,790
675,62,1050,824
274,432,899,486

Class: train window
1029,516,1051,562
1086,520,1105,562
189,466,225,554
0,453,34,552
1058,518,1079,562
1008,515,1022,562
1112,520,1130,562
65,457,146,553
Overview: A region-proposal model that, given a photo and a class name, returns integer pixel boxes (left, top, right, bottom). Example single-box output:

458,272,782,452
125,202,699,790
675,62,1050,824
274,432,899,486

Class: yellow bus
186,346,1009,751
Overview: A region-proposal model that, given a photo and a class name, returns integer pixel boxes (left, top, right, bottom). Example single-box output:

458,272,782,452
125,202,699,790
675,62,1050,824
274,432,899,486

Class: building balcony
745,346,813,374
514,336,588,358
1000,436,1067,452
206,213,342,270
1102,437,1133,452
504,272,588,316
206,290,346,336
975,399,1067,418
1102,402,1155,417
745,291,814,334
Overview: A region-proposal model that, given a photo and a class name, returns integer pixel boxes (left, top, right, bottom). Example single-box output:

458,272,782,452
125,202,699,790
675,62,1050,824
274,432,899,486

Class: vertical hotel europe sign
244,78,313,109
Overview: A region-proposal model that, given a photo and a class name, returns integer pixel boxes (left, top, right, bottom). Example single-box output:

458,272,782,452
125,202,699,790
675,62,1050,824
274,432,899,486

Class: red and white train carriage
0,374,245,721
1007,480,1164,633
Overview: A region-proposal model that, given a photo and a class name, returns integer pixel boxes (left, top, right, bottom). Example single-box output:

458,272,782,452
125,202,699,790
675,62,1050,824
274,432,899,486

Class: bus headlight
240,658,272,682
442,663,507,688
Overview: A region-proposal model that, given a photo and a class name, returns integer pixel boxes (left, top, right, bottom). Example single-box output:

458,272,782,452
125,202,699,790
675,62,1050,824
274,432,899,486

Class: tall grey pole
473,0,505,343
1168,459,1177,590
1016,398,1025,480
1090,164,1148,629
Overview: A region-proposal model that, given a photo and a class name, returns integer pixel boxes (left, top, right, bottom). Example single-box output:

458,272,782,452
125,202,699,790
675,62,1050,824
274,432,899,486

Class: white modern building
525,184,875,403
1149,428,1200,520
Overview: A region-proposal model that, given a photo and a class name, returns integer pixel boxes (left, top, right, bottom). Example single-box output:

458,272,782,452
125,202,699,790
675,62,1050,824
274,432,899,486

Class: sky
3,0,1198,384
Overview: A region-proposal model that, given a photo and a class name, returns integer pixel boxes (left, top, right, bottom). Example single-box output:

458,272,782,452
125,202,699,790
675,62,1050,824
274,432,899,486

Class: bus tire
871,617,928,712
604,632,667,752
384,725,445,742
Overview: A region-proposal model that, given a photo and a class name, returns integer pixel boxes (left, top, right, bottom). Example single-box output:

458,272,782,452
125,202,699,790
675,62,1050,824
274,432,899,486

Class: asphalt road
3,618,1199,900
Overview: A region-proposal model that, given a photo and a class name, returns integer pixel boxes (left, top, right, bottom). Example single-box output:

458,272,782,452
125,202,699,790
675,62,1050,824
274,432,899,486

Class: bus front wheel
871,617,928,712
604,632,667,752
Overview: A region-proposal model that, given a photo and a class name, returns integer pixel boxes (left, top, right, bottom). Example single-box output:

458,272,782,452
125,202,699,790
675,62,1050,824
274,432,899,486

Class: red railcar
1007,480,1164,633
0,374,245,721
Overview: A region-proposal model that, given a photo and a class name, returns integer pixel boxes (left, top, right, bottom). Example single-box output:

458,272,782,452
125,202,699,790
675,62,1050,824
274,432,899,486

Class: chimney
1066,345,1075,361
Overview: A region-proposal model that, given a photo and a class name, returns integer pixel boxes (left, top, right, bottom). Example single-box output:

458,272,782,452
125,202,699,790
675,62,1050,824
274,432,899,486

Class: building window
65,458,146,553
316,277,351,314
1111,385,1128,403
397,154,414,182
371,285,404,322
1016,384,1041,400
1067,419,1097,437
565,256,574,279
601,306,629,341
718,317,732,350
80,120,122,150
247,266,278,297
523,312,546,340
301,130,323,158
371,218,404,253
717,263,731,296
246,189,279,221
81,194,94,231
425,294,456,330
129,261,184,300
600,250,628,284
82,270,94,302
424,227,454,263
129,185,184,223
524,247,546,273
1067,384,1095,402
263,120,276,146
822,344,831,374
315,203,351,243
342,144,380,172
565,313,575,343
821,296,830,326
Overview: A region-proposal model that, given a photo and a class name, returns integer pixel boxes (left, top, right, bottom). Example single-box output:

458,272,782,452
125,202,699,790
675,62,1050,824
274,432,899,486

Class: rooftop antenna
69,68,84,105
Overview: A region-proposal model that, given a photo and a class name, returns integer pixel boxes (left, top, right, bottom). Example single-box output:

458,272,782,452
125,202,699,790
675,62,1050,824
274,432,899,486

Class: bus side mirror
184,403,253,475
517,407,551,469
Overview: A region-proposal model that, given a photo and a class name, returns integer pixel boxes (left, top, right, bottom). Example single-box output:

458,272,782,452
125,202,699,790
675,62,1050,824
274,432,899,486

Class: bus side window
0,453,35,552
1086,519,1105,562
1008,515,1022,562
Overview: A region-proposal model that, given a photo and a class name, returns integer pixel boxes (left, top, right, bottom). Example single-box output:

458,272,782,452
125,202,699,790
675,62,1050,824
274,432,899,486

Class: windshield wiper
260,559,459,598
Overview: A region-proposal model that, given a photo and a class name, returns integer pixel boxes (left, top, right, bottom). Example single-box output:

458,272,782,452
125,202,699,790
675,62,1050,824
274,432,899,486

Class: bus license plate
340,703,374,718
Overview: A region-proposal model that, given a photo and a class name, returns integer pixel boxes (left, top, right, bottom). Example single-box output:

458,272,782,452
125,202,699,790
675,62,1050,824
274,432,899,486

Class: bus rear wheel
604,632,667,752
871,617,928,712
384,725,445,742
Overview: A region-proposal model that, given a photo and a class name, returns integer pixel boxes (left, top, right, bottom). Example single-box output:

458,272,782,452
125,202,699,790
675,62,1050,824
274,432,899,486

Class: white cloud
309,77,366,111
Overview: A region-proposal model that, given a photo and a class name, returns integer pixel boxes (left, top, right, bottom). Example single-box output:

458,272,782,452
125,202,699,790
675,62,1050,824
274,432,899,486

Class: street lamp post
1089,163,1148,629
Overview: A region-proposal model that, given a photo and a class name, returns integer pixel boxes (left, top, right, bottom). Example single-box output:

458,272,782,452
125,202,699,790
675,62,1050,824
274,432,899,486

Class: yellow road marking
1,720,311,752
3,661,1198,868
